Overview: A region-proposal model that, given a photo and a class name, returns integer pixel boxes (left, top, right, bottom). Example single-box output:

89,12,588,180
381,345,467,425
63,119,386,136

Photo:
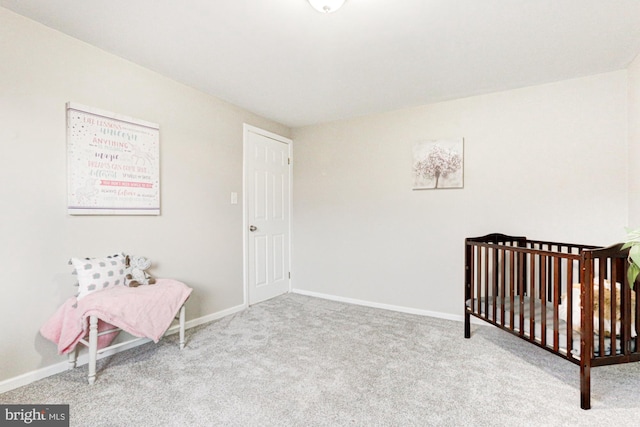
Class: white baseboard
291,289,488,326
291,288,482,324
0,303,246,395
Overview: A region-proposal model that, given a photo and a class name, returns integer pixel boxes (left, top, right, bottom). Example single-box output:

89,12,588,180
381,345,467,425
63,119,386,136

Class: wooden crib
464,233,640,409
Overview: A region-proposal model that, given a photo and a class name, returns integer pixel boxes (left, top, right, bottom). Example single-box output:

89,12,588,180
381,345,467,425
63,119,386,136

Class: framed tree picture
412,138,464,190
66,103,160,215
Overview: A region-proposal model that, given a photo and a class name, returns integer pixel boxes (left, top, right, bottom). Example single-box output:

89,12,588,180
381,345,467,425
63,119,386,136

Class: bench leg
179,305,186,350
68,347,78,369
88,315,98,385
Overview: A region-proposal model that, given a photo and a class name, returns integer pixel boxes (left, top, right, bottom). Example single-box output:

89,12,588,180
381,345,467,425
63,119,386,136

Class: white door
244,125,291,305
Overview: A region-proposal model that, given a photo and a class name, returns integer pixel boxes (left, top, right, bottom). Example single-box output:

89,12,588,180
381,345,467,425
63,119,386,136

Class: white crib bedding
466,297,629,357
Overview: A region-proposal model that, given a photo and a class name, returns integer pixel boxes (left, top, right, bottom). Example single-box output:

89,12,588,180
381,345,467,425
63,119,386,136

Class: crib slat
624,284,640,352
519,251,526,338
485,247,491,320
611,261,618,350
540,254,547,347
499,248,506,327
509,249,515,330
553,256,560,352
484,248,496,322
530,252,536,343
477,246,482,315
598,258,606,357
491,248,500,322
567,260,574,355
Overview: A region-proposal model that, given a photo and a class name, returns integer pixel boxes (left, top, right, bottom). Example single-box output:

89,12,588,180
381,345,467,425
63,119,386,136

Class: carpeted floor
2,293,640,426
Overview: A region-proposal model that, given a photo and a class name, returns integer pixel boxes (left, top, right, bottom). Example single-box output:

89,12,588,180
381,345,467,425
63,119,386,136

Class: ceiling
2,0,640,128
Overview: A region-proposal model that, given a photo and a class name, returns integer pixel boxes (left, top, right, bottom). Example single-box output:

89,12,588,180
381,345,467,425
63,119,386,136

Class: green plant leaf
625,227,640,242
628,262,640,289
622,242,633,250
630,245,640,268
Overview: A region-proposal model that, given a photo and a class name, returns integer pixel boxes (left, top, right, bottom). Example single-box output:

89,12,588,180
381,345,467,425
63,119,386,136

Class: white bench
67,305,186,384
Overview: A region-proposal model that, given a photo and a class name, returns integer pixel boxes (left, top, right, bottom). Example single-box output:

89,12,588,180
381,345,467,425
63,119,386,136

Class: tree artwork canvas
412,138,464,190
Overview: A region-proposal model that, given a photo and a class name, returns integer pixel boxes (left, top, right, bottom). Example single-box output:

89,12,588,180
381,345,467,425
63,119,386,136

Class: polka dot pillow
70,253,127,300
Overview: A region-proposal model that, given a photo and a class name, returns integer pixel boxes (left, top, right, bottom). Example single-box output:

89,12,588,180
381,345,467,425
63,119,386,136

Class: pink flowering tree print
413,139,463,189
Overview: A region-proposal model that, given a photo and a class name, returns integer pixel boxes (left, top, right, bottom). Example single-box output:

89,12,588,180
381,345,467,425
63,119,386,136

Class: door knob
249,225,257,232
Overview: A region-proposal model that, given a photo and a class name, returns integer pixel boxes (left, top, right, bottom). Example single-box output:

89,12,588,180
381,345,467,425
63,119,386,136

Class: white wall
629,53,640,225
292,72,629,317
0,8,289,382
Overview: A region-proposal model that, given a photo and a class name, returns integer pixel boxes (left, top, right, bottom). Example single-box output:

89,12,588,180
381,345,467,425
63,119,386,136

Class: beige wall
629,53,640,225
0,8,289,382
292,71,629,316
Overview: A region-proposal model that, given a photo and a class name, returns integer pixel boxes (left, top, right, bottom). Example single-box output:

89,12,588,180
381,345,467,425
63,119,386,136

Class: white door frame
242,124,292,306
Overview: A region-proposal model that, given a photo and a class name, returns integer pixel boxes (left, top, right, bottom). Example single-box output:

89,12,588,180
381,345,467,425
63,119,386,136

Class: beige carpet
2,293,640,426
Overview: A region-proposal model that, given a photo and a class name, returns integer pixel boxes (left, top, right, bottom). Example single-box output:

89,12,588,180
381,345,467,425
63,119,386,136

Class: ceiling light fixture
308,0,346,14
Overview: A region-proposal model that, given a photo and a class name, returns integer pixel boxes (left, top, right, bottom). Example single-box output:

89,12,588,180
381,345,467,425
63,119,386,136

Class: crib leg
68,347,77,369
580,363,591,409
88,315,98,385
464,311,471,338
179,305,186,350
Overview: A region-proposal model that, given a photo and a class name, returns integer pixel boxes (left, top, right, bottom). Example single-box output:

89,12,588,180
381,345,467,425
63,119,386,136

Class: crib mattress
467,297,627,357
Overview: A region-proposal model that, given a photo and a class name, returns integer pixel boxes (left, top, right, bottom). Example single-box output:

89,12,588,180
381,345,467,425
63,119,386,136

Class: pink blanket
40,278,192,355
